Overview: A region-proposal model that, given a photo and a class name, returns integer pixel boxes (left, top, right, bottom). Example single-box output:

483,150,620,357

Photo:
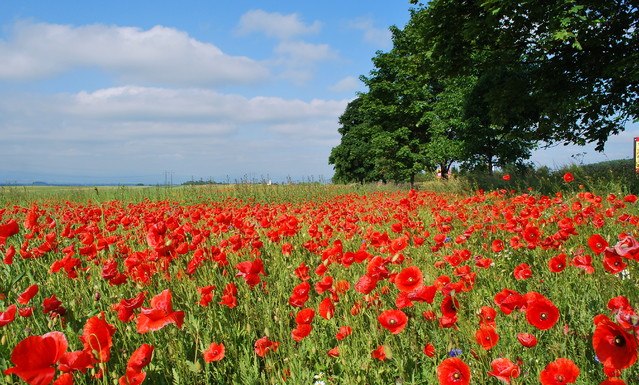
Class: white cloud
274,41,339,66
271,41,340,85
236,10,322,40
329,76,361,92
349,16,392,48
2,86,346,124
0,21,269,87
0,86,348,182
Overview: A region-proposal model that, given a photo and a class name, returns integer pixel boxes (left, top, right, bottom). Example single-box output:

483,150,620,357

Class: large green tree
354,25,433,186
413,0,639,150
330,2,543,183
328,96,381,184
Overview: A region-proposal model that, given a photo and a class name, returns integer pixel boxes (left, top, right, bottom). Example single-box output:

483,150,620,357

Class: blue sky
0,1,636,185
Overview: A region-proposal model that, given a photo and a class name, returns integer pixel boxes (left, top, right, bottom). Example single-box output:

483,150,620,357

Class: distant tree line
329,0,639,185
182,178,222,186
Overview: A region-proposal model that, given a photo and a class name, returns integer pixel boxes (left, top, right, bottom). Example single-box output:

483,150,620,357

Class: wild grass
0,161,638,384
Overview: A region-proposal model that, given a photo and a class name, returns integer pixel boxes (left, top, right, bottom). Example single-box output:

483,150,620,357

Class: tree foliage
331,0,637,183
417,0,639,150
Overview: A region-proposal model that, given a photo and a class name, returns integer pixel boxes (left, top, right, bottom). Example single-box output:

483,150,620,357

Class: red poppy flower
294,262,310,280
327,347,340,357
602,251,627,274
526,297,560,330
367,256,390,279
335,280,350,294
488,357,520,384
439,314,458,328
539,358,579,385
318,297,335,320
0,304,17,327
57,350,94,373
254,336,279,357
475,325,499,350
407,284,436,304
563,172,575,183
378,309,408,334
281,242,293,256
478,306,497,327
517,333,538,347
112,291,147,322
522,225,541,243
600,378,627,385
18,306,34,318
437,357,471,385
423,343,436,357
592,315,638,371
288,281,311,307
492,239,504,253
390,236,408,253
291,323,312,341
423,310,437,321
355,274,378,294
4,331,68,385
494,289,524,315
17,284,39,305
235,258,265,288
195,286,215,307
137,289,185,334
0,219,19,241
614,235,639,258
588,234,609,255
315,275,333,294
119,368,146,385
53,373,74,385
571,254,595,274
336,326,352,340
42,295,63,314
126,344,154,372
219,282,238,309
513,263,532,280
502,175,510,181
548,253,567,273
441,296,460,317
371,345,387,361
395,266,423,292
295,308,315,324
203,342,225,362
80,313,116,363
607,296,631,315
118,344,153,385
4,244,15,264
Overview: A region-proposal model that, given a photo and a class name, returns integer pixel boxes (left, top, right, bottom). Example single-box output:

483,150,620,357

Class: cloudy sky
0,1,636,185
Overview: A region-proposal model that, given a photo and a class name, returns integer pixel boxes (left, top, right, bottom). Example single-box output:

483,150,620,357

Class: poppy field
0,180,638,384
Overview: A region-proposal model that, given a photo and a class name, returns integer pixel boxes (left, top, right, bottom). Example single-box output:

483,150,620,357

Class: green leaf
9,271,25,289
572,39,583,50
172,368,181,385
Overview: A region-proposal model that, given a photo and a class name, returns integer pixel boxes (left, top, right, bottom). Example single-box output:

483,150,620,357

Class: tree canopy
330,0,638,183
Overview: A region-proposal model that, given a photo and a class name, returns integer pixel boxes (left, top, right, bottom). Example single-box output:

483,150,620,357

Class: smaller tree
329,96,381,184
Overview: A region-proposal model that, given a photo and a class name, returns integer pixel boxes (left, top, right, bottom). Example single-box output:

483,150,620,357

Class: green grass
1,168,638,384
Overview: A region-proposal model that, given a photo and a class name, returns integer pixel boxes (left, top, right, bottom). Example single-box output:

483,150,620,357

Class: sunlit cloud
348,16,392,48
0,21,269,87
235,10,322,40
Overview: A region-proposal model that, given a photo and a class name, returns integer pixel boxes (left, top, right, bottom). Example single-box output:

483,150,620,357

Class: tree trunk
439,163,448,180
